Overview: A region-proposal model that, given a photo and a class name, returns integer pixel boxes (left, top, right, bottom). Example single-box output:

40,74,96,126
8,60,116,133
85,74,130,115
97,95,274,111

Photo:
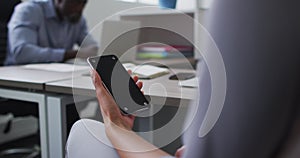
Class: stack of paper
22,63,89,72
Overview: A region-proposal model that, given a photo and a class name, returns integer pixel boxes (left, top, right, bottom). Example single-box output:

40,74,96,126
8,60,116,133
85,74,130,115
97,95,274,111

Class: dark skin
53,0,87,23
53,0,89,61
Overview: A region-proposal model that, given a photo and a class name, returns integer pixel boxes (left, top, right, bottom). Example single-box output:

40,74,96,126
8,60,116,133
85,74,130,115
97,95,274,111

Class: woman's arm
91,70,171,158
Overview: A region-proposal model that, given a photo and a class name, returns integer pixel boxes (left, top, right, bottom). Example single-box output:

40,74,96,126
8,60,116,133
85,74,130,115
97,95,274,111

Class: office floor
0,100,39,157
0,134,40,158
0,100,185,157
0,99,81,158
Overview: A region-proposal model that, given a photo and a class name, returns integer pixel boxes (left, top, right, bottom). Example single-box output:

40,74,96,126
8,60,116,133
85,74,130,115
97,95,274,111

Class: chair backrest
0,23,7,66
0,0,21,66
66,119,119,158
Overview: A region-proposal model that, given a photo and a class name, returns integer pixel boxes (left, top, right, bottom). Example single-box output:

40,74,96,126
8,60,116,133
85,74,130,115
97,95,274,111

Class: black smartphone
87,55,150,115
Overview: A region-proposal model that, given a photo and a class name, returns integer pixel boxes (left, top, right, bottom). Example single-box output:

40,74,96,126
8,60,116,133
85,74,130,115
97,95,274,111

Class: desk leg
47,95,95,158
47,96,70,158
0,88,48,158
135,105,154,143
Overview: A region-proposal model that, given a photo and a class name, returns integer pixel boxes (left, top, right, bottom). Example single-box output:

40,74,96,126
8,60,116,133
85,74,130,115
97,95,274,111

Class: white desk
46,69,197,100
0,65,198,158
45,68,198,158
0,65,89,158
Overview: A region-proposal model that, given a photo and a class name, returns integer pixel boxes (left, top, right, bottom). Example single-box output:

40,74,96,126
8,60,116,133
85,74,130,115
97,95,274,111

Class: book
137,44,194,59
138,45,193,52
122,63,169,79
136,51,194,59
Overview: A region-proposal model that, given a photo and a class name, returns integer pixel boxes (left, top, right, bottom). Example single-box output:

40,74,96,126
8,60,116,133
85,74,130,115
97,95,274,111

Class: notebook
122,63,169,79
178,77,198,88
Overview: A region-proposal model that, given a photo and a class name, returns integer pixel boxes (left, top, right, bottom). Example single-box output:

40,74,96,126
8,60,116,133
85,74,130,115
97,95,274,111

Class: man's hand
63,45,98,61
77,45,98,58
63,50,77,61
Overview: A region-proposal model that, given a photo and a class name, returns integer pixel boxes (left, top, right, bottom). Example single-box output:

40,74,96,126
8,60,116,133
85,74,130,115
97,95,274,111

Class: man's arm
8,3,65,65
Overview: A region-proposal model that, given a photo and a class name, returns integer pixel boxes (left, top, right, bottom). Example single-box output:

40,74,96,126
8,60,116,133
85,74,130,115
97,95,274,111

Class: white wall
83,0,150,42
82,0,212,45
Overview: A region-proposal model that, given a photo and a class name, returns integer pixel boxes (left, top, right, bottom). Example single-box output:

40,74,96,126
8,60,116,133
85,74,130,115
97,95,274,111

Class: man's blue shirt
5,0,97,65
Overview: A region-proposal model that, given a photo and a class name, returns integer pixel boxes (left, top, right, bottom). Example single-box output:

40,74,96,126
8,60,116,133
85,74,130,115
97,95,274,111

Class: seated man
5,0,98,65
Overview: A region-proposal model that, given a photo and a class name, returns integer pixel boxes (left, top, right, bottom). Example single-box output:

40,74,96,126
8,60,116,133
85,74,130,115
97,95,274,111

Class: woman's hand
91,69,170,158
175,146,185,158
91,69,143,130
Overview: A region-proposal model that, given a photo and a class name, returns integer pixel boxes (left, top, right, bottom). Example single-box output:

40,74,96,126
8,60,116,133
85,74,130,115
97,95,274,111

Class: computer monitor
98,20,141,62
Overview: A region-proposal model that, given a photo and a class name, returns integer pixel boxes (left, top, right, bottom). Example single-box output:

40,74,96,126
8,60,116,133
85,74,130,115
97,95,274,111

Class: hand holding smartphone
87,55,150,115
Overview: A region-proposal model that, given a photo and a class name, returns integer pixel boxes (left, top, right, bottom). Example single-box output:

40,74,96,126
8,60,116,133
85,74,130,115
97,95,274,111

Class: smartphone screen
88,55,150,114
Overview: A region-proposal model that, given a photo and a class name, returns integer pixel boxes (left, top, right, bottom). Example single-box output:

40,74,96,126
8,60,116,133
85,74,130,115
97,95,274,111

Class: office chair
0,0,22,66
0,23,7,66
0,0,41,158
66,119,119,158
